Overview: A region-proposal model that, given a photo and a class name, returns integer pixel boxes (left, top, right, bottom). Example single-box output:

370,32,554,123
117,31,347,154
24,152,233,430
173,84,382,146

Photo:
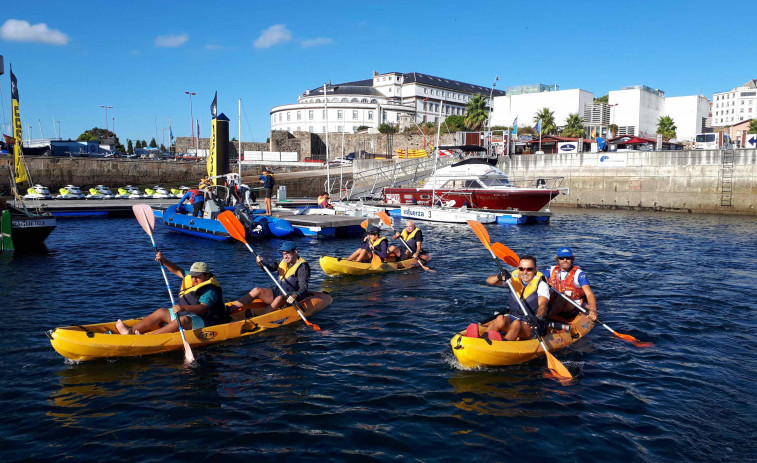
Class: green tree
748,119,757,133
609,124,619,138
116,142,126,153
464,93,488,131
517,126,537,136
656,115,677,139
160,144,166,152
127,140,134,154
534,108,557,135
149,138,157,147
356,125,370,132
594,95,609,104
562,113,586,138
77,132,98,141
76,127,120,146
443,115,467,132
378,123,398,133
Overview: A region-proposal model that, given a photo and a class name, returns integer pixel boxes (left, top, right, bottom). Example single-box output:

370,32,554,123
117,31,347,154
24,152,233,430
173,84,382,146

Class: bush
378,123,398,134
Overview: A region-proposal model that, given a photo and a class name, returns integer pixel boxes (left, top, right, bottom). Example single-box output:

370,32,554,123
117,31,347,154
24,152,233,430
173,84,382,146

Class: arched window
361,98,368,103
370,99,377,104
351,98,359,103
341,98,348,103
332,98,339,103
315,99,321,103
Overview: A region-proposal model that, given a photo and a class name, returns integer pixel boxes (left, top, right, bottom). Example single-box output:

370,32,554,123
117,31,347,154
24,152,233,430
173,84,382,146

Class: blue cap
366,225,380,234
277,241,297,252
556,247,573,257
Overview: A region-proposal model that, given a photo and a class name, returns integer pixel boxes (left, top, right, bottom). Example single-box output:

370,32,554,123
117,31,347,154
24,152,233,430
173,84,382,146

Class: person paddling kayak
116,252,226,335
467,255,550,341
347,225,390,263
387,219,426,261
545,247,598,321
231,241,311,315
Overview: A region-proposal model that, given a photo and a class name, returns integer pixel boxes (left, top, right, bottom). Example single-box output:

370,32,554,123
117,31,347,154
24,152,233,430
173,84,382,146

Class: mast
324,83,330,195
238,98,242,179
431,101,443,206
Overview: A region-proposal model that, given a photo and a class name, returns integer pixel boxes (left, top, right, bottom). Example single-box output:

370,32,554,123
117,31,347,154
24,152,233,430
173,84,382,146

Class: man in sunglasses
467,255,550,341
545,247,597,321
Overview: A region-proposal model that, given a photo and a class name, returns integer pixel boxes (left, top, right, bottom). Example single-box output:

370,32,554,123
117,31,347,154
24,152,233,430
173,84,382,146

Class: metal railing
340,155,454,200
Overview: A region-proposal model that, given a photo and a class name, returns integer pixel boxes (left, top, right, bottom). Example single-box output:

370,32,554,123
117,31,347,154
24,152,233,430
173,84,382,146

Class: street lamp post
423,97,428,146
56,120,61,139
487,76,499,155
162,128,166,151
185,91,196,151
100,105,113,139
112,117,115,136
28,125,32,141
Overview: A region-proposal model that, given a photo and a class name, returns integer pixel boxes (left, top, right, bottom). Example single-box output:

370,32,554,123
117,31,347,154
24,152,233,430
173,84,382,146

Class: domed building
270,71,505,135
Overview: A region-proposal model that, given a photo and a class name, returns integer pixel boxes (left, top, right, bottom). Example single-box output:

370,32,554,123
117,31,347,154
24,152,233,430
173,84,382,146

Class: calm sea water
1,208,755,462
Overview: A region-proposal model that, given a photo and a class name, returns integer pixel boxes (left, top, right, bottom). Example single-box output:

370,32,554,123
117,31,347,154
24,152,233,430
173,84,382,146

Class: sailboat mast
324,83,330,195
238,98,242,179
431,101,443,205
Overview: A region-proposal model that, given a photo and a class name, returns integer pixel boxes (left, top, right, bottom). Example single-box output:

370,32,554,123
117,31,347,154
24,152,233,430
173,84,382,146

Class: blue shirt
177,190,204,207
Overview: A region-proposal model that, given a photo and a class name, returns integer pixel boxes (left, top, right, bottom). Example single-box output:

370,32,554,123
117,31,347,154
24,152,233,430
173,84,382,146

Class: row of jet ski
24,184,190,200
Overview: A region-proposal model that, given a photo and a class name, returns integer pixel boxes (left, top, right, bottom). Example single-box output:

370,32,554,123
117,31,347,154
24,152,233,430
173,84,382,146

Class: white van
693,133,731,150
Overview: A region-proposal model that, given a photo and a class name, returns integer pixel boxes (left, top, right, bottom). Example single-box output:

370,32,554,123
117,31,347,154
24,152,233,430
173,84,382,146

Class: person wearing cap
115,252,226,335
231,241,311,314
176,185,205,217
346,224,390,263
545,247,597,321
259,168,275,215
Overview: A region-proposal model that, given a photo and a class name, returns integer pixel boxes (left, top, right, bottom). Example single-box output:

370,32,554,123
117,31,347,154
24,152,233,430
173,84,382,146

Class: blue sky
0,0,751,146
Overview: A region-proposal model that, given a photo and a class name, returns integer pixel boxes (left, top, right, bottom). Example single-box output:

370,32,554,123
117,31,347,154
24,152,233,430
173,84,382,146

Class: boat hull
160,204,233,240
47,292,333,361
319,254,431,276
384,188,560,211
8,208,57,249
450,313,594,368
400,205,497,223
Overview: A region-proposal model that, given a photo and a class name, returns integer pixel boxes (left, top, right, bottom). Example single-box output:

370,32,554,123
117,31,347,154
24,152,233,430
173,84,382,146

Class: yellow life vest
509,270,545,299
278,257,307,281
370,236,387,249
401,228,420,241
179,274,222,297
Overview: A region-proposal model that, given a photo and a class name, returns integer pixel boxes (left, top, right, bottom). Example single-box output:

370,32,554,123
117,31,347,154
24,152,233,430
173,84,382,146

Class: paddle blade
132,204,156,236
360,219,370,229
492,242,520,267
377,211,392,227
218,210,247,243
545,350,573,380
466,220,491,250
183,339,195,364
614,331,654,347
370,253,383,269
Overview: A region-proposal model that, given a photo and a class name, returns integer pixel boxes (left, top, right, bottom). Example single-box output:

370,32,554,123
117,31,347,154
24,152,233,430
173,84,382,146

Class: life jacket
508,270,546,317
400,228,421,251
263,173,275,189
317,195,330,208
278,257,308,293
178,274,227,324
548,265,586,303
188,188,204,204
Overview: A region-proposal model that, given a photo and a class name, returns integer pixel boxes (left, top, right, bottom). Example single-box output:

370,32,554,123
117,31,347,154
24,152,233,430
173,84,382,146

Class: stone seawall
499,149,757,215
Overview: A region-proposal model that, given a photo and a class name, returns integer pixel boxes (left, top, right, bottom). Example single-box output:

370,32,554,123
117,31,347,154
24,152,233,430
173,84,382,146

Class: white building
663,95,710,140
711,79,757,127
270,71,505,134
490,87,595,132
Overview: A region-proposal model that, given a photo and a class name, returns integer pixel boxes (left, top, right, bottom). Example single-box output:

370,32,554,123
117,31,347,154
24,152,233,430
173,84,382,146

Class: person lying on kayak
466,255,550,341
231,241,311,314
387,220,426,261
115,252,226,335
346,225,390,262
545,247,597,321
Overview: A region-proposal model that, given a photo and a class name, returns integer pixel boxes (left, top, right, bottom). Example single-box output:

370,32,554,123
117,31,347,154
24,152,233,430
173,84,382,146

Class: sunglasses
518,267,535,272
557,256,574,261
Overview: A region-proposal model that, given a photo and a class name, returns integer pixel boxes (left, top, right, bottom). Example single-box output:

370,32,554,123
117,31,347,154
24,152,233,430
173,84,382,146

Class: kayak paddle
467,220,573,381
132,204,195,364
489,241,652,347
376,211,432,271
217,210,321,331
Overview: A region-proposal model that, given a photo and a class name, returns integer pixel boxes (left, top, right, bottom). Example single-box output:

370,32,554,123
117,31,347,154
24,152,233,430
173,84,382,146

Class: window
353,110,358,120
297,111,301,121
370,99,377,104
338,110,343,119
287,112,291,121
297,126,301,131
309,126,313,132
309,110,314,120
315,99,321,103
322,110,326,118
351,98,359,103
322,126,326,132
352,126,357,132
341,98,348,103
337,126,342,132
278,114,282,121
361,98,368,103
368,111,373,120
423,88,427,94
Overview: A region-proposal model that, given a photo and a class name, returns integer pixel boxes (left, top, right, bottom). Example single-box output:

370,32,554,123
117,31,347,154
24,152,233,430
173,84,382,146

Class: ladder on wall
720,148,734,207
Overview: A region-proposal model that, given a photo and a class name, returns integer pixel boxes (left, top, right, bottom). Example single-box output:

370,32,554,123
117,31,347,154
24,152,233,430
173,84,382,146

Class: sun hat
188,262,210,276
556,247,574,258
277,241,297,252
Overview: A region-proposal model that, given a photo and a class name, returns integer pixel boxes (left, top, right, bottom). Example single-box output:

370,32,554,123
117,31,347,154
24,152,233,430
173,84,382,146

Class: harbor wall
499,149,757,215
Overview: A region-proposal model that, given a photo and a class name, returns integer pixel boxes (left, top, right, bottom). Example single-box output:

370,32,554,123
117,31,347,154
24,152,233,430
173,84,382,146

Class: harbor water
1,208,755,462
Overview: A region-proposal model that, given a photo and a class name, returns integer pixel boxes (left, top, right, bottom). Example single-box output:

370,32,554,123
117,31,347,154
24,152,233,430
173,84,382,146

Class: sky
0,0,752,146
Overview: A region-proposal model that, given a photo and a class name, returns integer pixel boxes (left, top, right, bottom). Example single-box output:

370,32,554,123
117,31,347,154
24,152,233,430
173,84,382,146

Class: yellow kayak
47,292,332,361
319,254,431,276
450,313,594,368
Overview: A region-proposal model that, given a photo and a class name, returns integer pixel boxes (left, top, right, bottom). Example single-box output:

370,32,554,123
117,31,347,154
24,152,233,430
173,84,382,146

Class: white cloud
0,19,69,45
155,34,189,48
204,44,223,50
301,37,333,49
254,24,291,49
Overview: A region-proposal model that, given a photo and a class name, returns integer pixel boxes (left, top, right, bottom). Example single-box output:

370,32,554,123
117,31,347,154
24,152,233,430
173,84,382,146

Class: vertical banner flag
210,91,217,118
512,117,518,137
591,126,598,139
10,65,28,184
608,126,614,139
534,120,542,134
169,118,173,142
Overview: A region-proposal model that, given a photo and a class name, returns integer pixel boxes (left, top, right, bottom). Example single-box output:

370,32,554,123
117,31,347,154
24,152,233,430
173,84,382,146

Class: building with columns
270,71,505,135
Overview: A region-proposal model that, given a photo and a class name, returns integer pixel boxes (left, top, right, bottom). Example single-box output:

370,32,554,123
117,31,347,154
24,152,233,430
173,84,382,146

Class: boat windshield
480,177,511,187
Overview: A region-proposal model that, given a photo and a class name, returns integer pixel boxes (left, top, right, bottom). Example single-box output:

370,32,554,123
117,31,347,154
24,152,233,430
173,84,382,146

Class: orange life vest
548,265,586,303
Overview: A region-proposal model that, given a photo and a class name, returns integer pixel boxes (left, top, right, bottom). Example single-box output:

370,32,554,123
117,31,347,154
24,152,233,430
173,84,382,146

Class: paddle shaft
149,238,191,342
547,285,618,332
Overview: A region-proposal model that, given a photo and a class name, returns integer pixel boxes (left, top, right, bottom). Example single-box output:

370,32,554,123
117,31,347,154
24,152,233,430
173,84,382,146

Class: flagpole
324,83,330,195
238,99,242,179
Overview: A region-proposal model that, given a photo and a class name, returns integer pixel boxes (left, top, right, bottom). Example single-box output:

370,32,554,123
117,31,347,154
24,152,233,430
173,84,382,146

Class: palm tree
562,113,585,138
656,116,677,139
465,93,488,131
534,107,557,135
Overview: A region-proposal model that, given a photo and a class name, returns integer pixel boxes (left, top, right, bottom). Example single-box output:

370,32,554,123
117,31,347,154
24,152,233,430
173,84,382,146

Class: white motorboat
152,185,176,199
400,204,498,224
115,186,143,199
23,184,53,200
56,185,86,200
93,185,115,199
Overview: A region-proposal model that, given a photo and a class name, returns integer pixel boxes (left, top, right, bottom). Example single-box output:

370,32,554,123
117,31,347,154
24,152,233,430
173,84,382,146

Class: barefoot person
231,241,311,315
260,167,275,215
116,252,226,335
387,219,425,261
347,225,390,262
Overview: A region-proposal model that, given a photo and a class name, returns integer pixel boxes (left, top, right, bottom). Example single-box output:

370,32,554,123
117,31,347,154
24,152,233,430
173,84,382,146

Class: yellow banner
12,99,27,184
207,118,217,184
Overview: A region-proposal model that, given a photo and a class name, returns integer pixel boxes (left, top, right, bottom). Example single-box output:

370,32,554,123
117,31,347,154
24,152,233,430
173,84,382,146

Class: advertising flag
591,126,598,139
512,116,518,136
210,91,217,119
534,120,542,134
10,65,28,184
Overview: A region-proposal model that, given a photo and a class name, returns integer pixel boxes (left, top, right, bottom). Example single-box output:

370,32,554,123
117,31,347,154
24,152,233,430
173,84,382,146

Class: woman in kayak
346,225,390,263
231,241,311,314
115,252,226,335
